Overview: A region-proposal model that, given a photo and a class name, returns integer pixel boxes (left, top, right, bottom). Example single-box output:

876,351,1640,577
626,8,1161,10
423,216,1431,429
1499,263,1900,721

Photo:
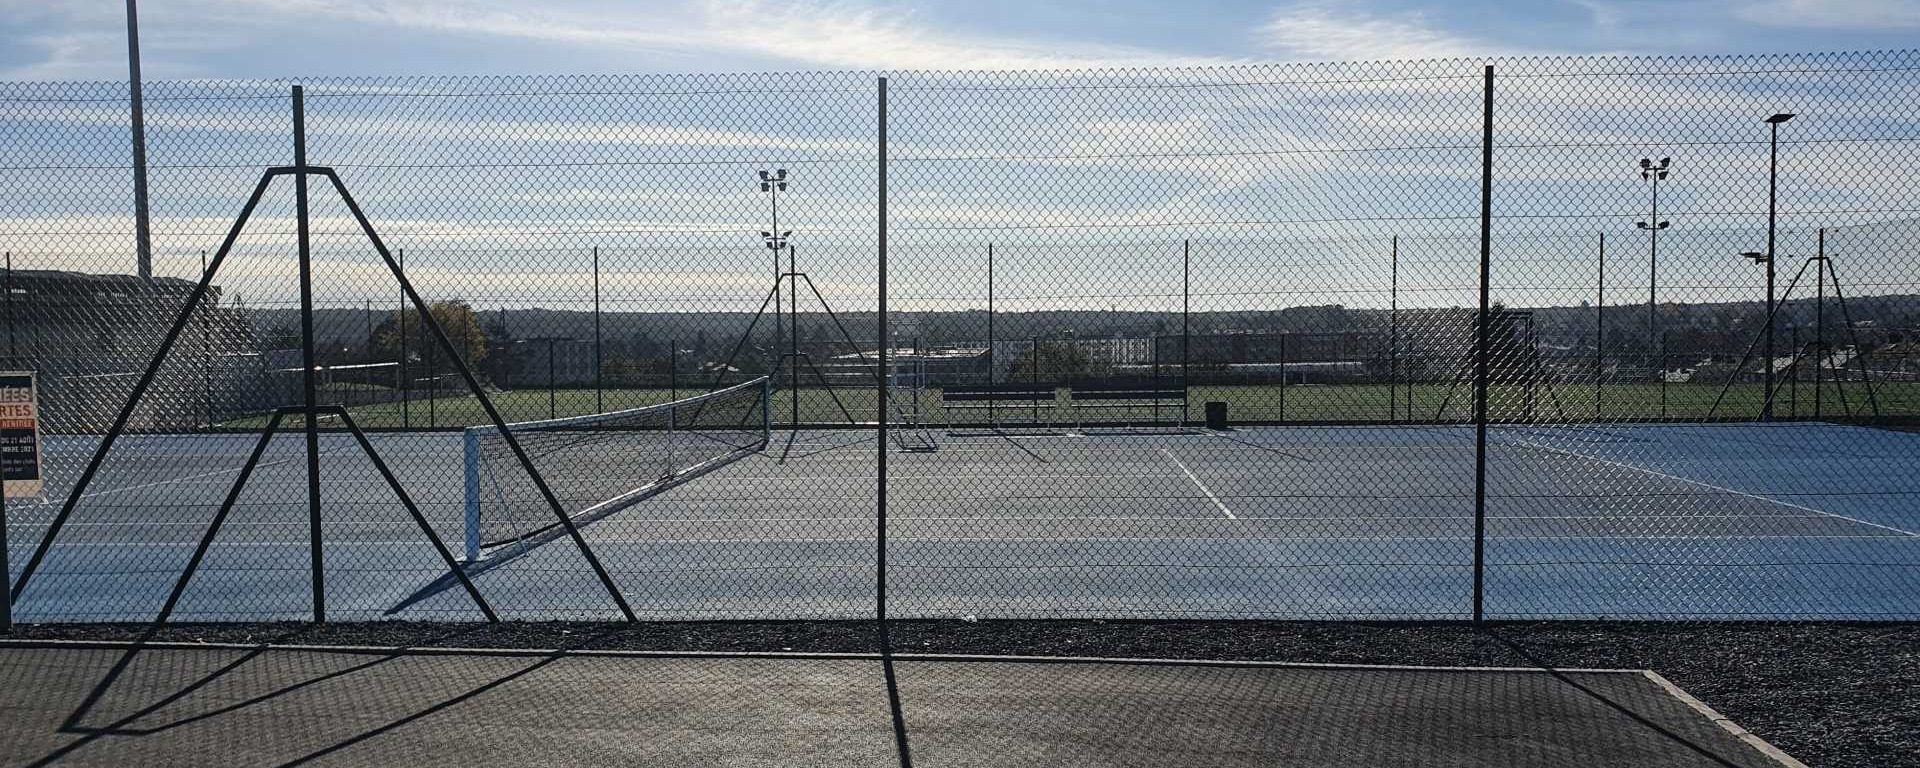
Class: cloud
1254,1,1540,61
205,0,1221,70
1731,0,1920,30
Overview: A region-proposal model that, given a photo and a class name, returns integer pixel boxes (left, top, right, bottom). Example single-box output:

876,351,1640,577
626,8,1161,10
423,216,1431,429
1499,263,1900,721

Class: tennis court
6,417,1918,623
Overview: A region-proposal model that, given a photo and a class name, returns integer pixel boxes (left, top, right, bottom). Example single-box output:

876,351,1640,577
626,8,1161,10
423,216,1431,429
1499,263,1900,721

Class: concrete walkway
0,643,1798,767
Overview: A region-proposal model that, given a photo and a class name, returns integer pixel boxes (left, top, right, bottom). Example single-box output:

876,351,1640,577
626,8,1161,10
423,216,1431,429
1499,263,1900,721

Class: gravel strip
8,620,1912,768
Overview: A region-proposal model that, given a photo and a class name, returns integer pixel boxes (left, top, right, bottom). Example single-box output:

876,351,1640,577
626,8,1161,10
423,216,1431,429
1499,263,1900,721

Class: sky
4,0,1920,80
0,2,1916,320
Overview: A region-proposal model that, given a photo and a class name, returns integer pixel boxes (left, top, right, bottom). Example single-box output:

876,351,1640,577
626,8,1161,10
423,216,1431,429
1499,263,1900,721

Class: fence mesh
1,52,1916,624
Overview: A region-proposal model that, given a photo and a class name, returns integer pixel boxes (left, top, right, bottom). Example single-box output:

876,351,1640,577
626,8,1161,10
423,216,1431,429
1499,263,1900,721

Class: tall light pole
1761,113,1796,420
1636,157,1670,392
1742,250,1773,417
758,169,788,378
126,0,153,283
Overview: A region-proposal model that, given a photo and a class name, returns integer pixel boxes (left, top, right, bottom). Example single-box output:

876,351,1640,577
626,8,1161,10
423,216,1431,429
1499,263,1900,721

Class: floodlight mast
1636,157,1671,391
759,169,789,376
1760,113,1795,419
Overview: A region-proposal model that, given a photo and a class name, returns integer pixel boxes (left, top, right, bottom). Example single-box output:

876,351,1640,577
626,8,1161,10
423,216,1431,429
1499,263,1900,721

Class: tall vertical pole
1389,236,1398,422
1031,337,1040,423
1473,65,1493,626
1789,324,1799,416
1814,229,1826,419
398,247,409,429
197,248,215,426
126,0,153,283
771,183,783,385
593,246,603,414
292,86,325,623
670,339,679,402
1596,233,1605,421
549,338,558,419
790,244,800,429
876,77,891,623
1278,333,1288,422
5,252,14,363
1764,121,1780,420
1,429,9,632
1182,239,1190,423
874,74,912,768
987,243,996,426
1649,172,1662,419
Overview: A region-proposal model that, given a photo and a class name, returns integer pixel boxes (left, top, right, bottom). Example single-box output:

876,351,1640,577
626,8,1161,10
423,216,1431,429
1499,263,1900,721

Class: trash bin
1204,401,1229,431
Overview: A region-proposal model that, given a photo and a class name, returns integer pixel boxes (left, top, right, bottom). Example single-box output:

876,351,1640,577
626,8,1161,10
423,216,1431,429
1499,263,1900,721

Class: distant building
4,269,268,432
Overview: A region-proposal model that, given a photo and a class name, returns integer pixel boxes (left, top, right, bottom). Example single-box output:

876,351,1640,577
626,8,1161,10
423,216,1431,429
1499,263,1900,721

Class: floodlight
1741,251,1769,264
1765,113,1796,124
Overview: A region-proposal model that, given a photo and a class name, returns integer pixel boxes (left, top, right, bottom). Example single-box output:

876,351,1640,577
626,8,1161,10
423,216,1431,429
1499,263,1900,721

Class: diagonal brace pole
11,170,286,602
317,168,636,622
326,407,496,621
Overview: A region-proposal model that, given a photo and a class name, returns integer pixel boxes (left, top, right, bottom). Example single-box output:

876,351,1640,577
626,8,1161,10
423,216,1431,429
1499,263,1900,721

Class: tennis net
462,376,772,559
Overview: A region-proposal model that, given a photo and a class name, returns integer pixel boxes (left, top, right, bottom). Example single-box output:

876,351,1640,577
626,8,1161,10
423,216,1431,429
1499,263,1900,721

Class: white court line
1505,437,1920,538
45,454,308,504
1161,448,1234,519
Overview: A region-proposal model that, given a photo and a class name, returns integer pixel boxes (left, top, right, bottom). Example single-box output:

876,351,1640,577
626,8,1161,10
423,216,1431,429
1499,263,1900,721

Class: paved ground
0,643,1798,767
6,422,1918,622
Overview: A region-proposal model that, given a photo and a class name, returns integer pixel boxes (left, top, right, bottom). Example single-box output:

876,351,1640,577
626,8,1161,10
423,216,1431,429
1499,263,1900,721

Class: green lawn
222,377,1918,430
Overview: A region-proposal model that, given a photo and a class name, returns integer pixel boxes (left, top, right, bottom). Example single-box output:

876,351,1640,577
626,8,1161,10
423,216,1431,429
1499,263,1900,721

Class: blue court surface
6,422,1917,622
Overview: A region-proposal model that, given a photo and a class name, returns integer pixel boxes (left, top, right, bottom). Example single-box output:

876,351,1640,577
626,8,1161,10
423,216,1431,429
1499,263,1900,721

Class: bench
939,384,1058,426
1067,384,1186,429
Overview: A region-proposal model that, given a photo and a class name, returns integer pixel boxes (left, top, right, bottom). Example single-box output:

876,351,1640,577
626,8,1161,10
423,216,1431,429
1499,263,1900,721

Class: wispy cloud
1731,0,1920,30
208,0,1221,70
1253,1,1545,61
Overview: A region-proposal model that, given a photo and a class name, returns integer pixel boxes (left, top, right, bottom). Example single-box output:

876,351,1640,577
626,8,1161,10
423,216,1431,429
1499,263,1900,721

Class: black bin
1204,401,1229,431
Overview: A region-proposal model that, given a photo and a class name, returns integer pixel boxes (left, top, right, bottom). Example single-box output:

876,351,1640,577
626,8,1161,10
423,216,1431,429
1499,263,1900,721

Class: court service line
1161,449,1234,519
1505,437,1920,538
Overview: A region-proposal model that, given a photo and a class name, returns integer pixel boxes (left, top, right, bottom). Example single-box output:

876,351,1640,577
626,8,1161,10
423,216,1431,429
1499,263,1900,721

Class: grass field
224,377,1920,430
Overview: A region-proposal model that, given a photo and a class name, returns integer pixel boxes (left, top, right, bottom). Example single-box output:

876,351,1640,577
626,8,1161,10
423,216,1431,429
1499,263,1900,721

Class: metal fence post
398,247,409,429
292,85,326,623
594,246,603,414
1596,232,1605,421
1,456,11,633
987,242,995,426
1389,236,1398,422
876,75,891,622
1473,64,1494,626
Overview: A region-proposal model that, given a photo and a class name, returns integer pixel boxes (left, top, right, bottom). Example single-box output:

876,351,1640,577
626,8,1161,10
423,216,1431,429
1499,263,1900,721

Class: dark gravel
8,620,1913,768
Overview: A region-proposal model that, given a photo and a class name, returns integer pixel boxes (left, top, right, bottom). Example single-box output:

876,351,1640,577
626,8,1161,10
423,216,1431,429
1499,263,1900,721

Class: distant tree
372,299,489,365
1008,340,1106,381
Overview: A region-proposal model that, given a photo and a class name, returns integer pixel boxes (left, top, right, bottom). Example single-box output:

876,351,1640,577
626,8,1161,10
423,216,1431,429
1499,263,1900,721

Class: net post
463,426,482,563
761,375,774,446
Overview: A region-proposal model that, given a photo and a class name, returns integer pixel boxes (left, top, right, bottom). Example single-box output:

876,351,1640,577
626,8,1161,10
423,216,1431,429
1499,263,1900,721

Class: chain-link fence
1,52,1916,624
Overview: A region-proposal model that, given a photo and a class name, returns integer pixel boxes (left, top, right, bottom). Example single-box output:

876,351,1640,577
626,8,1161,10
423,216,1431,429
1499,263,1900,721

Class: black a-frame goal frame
7,86,639,628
